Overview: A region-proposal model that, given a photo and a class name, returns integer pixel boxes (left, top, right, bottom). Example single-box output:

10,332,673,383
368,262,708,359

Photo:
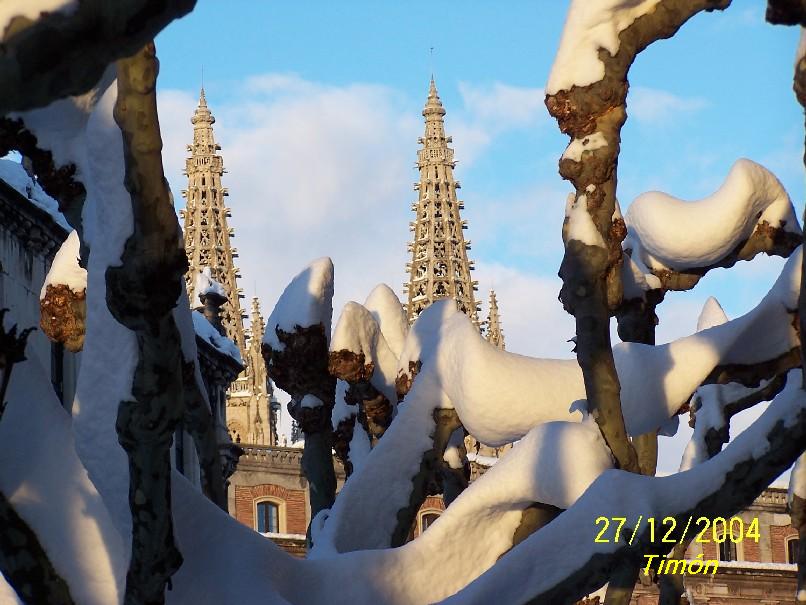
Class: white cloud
158,76,419,329
474,262,576,359
458,81,547,128
450,81,548,165
628,86,708,124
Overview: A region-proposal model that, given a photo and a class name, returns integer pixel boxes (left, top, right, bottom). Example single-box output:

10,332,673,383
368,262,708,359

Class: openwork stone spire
404,78,479,325
181,90,273,446
181,88,246,353
485,289,505,350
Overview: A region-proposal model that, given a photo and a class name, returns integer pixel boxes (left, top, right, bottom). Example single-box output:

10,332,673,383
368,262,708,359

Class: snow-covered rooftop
192,310,242,365
0,158,71,231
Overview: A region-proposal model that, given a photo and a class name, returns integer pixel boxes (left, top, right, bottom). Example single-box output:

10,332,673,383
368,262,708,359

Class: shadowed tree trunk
107,43,189,605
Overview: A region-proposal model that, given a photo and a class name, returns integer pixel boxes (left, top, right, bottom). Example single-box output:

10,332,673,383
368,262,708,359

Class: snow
624,159,800,272
439,372,806,604
710,560,796,571
193,266,226,305
348,423,371,475
263,532,307,541
58,80,140,552
0,158,71,230
561,131,607,162
467,452,500,467
330,301,399,405
565,193,605,247
547,0,661,94
443,428,466,469
363,284,409,358
40,229,86,297
264,257,334,351
331,380,354,426
192,310,243,364
680,381,771,471
697,296,729,331
622,253,662,299
789,453,806,505
0,353,126,604
0,0,77,39
0,574,23,605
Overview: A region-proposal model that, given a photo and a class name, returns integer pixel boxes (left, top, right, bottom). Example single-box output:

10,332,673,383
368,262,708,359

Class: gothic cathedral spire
181,89,275,446
404,78,479,325
485,289,505,350
181,88,247,352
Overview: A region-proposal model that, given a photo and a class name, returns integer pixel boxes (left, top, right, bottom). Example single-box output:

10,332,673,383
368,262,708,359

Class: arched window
787,537,800,565
420,511,440,534
718,539,737,562
256,501,279,534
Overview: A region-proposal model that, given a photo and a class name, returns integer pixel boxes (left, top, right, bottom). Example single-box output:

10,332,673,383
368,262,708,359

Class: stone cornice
0,178,67,259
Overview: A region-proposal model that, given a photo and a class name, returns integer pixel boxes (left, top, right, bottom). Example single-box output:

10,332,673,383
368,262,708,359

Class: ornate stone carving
403,79,480,326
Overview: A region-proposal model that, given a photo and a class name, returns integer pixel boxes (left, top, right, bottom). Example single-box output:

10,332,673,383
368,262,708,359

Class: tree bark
546,0,735,473
107,43,188,605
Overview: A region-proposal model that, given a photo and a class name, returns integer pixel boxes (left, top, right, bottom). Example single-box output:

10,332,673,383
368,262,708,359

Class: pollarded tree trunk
107,43,189,605
546,3,732,603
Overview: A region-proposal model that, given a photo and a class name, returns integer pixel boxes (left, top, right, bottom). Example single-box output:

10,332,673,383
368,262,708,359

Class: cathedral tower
181,89,275,446
485,289,505,350
404,78,479,325
181,88,246,352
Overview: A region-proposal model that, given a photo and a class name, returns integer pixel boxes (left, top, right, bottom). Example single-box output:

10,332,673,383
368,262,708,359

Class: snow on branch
363,284,409,358
263,257,334,352
329,301,398,445
0,0,195,114
39,230,86,352
439,373,806,604
262,258,337,522
624,158,801,293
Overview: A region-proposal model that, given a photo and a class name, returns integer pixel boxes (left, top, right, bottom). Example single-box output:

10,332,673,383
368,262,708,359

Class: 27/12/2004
593,515,760,546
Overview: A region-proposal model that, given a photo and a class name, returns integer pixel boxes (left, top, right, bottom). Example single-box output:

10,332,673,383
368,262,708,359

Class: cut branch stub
263,323,335,407
329,349,393,443
40,284,86,352
395,359,422,401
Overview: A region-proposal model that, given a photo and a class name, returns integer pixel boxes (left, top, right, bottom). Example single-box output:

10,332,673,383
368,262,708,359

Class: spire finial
423,74,445,117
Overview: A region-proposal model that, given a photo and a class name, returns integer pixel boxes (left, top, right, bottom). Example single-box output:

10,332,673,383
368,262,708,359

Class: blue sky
154,1,803,468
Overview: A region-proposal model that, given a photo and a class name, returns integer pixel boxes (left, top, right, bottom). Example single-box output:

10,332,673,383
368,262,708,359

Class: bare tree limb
0,0,196,114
